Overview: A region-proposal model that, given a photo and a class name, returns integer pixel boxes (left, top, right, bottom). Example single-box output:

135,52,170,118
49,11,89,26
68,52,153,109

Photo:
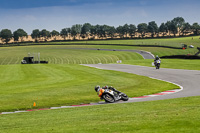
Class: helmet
156,55,159,57
95,85,100,92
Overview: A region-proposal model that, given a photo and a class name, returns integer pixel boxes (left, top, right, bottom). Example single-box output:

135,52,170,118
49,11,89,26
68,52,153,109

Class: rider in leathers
95,85,120,98
154,55,161,65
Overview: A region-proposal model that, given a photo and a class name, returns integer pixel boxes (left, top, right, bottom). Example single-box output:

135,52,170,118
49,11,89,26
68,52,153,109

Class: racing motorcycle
99,88,129,103
154,59,161,69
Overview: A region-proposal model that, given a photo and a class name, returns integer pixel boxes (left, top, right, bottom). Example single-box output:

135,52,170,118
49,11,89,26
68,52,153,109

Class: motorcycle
99,88,129,103
154,59,161,69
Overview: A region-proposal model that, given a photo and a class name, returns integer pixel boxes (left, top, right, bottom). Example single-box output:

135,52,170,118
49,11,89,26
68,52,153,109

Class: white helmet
95,85,100,92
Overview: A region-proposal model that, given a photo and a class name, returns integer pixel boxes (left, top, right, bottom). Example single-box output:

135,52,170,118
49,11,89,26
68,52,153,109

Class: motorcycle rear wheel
102,94,115,103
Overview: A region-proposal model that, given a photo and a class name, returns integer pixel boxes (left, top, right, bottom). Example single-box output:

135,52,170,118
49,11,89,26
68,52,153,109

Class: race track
1,53,200,114
83,64,200,102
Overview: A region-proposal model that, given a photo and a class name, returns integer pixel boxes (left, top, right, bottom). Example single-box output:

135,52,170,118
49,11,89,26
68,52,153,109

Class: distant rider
154,55,161,65
154,55,160,61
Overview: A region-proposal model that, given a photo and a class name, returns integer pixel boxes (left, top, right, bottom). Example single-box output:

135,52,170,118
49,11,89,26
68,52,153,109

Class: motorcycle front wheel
102,94,115,103
156,64,160,69
120,93,129,101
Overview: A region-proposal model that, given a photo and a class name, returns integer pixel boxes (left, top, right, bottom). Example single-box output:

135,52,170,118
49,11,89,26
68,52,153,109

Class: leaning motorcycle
99,89,129,103
155,60,161,69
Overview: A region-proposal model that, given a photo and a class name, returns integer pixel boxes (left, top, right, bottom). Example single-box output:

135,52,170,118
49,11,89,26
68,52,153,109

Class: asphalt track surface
83,64,200,102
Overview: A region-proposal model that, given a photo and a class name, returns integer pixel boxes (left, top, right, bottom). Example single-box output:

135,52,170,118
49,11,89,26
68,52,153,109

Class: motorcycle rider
154,55,161,65
95,85,103,98
154,55,160,61
94,85,129,102
94,85,120,98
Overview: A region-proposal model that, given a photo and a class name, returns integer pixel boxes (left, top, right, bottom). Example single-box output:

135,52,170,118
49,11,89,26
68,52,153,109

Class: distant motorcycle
98,88,129,103
154,60,161,69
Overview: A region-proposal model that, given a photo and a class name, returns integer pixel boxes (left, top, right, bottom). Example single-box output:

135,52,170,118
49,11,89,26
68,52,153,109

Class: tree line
0,17,200,44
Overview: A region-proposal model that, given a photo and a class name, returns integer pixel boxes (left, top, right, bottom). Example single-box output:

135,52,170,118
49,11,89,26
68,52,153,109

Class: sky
0,0,199,34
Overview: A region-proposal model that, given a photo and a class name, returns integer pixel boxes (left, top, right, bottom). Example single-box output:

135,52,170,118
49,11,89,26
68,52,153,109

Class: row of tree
0,17,200,43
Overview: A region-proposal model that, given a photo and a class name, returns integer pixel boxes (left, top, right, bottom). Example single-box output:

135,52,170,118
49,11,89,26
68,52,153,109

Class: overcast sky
0,0,199,34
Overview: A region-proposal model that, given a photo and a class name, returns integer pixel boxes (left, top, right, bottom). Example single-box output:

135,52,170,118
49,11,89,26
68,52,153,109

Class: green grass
0,45,143,65
3,36,200,57
69,45,199,57
1,96,200,133
23,36,200,48
0,64,178,112
0,44,199,65
0,43,199,113
0,37,199,132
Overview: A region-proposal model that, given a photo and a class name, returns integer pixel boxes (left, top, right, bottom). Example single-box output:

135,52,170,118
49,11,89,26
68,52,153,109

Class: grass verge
1,96,200,133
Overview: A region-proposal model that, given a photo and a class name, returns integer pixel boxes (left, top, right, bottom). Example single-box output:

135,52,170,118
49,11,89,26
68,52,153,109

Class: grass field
80,45,199,57
0,36,200,133
0,39,199,113
2,36,200,57
0,44,199,65
0,45,143,65
23,35,200,48
1,96,200,132
0,64,178,112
